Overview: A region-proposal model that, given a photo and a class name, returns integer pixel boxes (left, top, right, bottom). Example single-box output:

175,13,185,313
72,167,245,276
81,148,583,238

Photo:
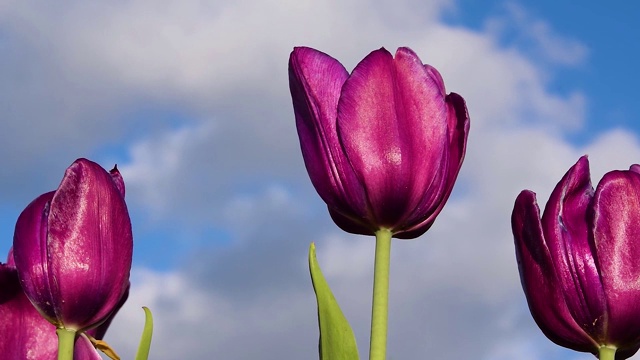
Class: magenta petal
290,46,469,238
0,263,57,359
592,169,640,346
110,165,126,197
13,158,132,331
0,264,102,359
87,283,130,340
398,91,470,239
513,156,640,355
337,47,449,229
541,156,606,340
289,47,370,231
512,191,595,351
12,191,57,323
74,335,104,360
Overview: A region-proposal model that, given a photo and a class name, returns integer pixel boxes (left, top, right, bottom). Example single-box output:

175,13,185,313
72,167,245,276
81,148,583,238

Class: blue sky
1,0,639,359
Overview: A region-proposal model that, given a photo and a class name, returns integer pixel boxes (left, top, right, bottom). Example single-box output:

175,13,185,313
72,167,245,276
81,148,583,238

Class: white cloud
3,0,639,359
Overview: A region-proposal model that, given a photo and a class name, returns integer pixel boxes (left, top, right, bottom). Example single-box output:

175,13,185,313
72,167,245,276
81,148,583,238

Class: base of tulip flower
598,345,616,360
369,229,392,360
56,327,77,360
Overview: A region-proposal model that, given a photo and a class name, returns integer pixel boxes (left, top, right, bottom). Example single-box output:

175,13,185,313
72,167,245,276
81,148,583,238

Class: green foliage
135,307,154,360
309,243,360,360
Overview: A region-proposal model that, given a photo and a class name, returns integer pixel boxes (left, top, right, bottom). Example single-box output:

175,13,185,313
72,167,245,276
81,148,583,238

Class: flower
0,250,109,359
512,156,640,358
12,158,133,333
289,46,469,239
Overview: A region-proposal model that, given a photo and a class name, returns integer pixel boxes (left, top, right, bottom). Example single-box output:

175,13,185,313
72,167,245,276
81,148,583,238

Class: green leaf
134,307,154,360
309,243,360,360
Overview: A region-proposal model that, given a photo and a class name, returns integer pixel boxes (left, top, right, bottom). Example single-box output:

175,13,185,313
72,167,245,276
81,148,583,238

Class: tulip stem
369,229,392,360
598,346,616,360
56,328,77,360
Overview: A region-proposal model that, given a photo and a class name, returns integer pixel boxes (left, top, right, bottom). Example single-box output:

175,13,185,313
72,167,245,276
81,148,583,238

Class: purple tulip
0,251,105,359
512,156,640,358
12,158,133,333
289,46,469,239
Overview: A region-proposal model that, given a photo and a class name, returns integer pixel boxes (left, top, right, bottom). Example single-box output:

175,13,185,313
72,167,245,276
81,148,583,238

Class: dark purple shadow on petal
87,283,130,340
512,190,596,352
396,91,469,239
13,191,58,323
541,156,607,342
289,47,371,234
110,165,126,197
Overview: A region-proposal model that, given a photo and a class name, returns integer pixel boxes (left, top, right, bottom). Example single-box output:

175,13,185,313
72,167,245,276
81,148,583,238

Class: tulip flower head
12,158,133,333
512,156,640,359
289,46,469,239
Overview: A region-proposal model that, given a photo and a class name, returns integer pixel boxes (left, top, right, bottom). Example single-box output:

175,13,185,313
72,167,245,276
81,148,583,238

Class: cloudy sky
1,0,639,359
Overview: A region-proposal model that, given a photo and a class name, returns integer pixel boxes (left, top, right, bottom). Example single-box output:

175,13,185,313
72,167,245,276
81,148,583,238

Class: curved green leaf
309,243,360,360
135,307,154,360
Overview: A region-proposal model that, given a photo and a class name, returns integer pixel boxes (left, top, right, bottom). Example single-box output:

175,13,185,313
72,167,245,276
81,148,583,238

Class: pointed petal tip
516,189,538,203
109,165,126,198
448,92,470,127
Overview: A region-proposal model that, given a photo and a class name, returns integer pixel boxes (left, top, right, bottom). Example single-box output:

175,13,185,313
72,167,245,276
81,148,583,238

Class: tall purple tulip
12,158,133,333
289,46,469,239
512,156,640,359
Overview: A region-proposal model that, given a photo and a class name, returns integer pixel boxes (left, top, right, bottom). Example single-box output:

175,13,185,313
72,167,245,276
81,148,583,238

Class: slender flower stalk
369,229,392,360
57,329,76,360
599,346,616,360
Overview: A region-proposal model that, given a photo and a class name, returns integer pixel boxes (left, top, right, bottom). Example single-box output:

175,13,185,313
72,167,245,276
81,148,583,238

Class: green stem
598,345,616,360
369,229,392,360
56,328,77,360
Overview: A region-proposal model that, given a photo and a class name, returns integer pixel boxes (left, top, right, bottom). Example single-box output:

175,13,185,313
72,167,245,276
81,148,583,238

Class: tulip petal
337,48,449,230
0,264,102,360
0,263,57,359
542,156,606,342
110,165,126,197
12,191,58,323
592,169,640,346
289,47,370,233
512,190,595,351
398,91,469,239
87,283,130,340
75,336,104,360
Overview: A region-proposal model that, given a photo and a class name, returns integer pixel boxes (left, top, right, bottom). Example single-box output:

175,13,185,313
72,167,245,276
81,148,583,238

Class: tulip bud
289,46,469,239
12,158,133,332
512,156,640,358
